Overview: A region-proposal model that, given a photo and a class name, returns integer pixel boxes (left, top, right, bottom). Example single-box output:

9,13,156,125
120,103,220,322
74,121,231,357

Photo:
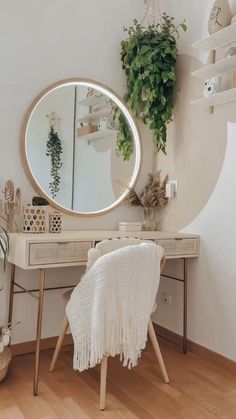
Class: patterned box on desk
22,206,46,233
49,211,62,233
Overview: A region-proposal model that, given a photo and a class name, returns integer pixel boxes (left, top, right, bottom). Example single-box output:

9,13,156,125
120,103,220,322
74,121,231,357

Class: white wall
74,137,116,212
0,0,157,343
152,0,236,361
27,84,75,208
183,123,236,360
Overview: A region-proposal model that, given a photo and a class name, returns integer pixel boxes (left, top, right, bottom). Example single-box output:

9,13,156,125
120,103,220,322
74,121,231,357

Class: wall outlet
166,180,178,198
162,292,173,306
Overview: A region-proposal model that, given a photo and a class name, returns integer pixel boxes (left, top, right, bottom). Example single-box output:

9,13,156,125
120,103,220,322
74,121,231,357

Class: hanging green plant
111,105,134,161
120,13,187,157
46,125,63,199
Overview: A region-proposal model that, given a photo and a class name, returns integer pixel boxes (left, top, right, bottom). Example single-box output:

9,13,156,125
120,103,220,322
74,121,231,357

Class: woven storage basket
22,205,46,233
0,347,12,382
49,211,62,233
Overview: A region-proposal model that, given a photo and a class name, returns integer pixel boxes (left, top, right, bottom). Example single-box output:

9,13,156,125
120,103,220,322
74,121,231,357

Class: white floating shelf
193,24,236,52
77,108,111,124
78,95,108,107
191,55,236,80
77,128,118,141
191,87,236,107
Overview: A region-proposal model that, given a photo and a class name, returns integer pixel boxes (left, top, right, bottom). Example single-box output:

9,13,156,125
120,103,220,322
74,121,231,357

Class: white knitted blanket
66,242,164,372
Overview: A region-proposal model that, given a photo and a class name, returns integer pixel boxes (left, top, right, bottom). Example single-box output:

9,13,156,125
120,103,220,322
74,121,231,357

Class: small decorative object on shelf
224,47,236,86
32,196,49,206
77,123,97,137
97,117,109,131
208,0,231,34
49,211,62,233
0,321,20,382
118,221,142,232
3,180,21,232
125,171,169,231
225,46,236,58
22,205,46,233
204,76,221,97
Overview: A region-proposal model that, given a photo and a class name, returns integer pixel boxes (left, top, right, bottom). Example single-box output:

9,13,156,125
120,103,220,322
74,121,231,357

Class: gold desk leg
183,258,187,354
8,264,16,325
33,268,45,396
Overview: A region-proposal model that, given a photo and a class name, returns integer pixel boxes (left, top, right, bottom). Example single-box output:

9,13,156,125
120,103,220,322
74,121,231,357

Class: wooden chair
50,247,169,410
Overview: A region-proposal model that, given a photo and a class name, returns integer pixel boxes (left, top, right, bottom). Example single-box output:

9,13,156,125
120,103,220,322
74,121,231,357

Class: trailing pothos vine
117,13,186,160
46,125,63,199
112,105,134,161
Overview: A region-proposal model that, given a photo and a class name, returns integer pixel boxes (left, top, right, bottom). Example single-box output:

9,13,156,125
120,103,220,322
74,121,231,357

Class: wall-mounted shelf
77,108,111,124
77,128,118,141
190,87,236,107
78,95,108,108
191,55,236,80
191,24,236,109
193,23,236,52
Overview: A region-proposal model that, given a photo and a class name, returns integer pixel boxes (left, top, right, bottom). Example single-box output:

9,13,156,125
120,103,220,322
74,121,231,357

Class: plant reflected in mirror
22,80,141,215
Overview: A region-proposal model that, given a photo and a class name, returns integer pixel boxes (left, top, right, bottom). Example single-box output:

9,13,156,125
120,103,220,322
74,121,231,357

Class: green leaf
119,12,185,156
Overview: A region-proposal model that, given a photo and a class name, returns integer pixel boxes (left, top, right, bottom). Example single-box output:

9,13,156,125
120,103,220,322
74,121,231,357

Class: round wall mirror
21,79,141,216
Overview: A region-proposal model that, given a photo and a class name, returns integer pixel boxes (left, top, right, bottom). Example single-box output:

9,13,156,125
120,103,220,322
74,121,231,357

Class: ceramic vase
208,0,231,34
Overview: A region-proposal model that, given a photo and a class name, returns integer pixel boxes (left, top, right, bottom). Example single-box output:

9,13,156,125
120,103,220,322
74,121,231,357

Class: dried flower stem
126,171,169,208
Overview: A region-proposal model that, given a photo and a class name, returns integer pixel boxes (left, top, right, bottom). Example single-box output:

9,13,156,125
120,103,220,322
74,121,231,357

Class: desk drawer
29,241,92,266
157,238,198,257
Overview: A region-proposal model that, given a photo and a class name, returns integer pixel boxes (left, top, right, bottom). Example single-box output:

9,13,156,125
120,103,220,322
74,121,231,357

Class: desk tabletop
8,230,199,243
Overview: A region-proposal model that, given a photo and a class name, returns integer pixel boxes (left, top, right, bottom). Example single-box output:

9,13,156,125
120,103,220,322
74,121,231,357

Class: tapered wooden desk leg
183,258,187,354
33,269,45,396
8,264,16,325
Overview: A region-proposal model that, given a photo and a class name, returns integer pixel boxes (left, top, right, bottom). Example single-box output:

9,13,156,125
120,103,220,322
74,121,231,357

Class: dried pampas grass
126,171,169,208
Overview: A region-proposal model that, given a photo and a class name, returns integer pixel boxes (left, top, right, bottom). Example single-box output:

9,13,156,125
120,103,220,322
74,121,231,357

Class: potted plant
126,171,169,230
118,13,187,159
0,321,20,382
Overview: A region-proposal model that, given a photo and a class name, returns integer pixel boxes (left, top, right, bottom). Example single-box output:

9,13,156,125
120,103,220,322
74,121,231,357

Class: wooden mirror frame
20,78,142,217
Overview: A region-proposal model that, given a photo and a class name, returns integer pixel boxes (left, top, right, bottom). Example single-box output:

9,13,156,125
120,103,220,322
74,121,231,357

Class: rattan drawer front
157,238,198,257
29,241,92,266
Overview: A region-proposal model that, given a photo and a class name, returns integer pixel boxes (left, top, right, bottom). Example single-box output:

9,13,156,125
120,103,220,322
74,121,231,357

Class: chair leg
100,356,108,410
50,315,69,372
148,320,169,384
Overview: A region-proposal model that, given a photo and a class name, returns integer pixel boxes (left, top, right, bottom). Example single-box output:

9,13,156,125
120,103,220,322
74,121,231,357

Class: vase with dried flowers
126,171,169,230
0,321,20,382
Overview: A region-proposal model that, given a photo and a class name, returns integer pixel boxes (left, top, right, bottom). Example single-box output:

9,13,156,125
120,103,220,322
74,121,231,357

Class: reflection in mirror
23,80,141,215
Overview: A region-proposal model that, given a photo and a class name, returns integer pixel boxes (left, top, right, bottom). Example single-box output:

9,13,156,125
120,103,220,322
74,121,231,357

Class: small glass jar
142,207,156,231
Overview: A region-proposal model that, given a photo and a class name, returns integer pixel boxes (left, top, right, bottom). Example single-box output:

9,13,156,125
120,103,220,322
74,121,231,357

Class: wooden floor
1,341,236,419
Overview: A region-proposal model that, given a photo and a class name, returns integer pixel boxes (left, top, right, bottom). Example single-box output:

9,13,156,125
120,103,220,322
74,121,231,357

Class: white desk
7,230,199,395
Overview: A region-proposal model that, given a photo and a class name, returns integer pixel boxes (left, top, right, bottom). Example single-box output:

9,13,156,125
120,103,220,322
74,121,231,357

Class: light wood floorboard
1,341,236,419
